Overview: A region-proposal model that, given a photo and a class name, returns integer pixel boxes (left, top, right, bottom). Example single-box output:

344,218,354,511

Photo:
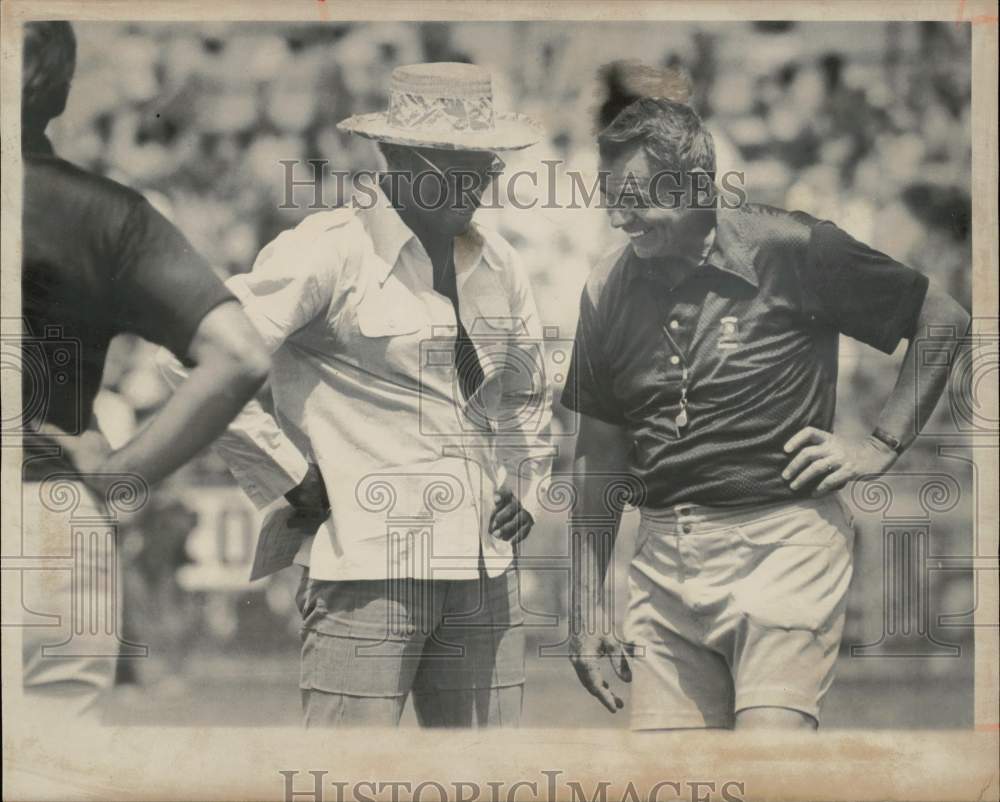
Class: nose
608,207,630,229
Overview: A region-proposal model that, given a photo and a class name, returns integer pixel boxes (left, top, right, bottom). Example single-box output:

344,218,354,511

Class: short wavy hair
22,21,76,132
597,60,693,132
597,97,716,176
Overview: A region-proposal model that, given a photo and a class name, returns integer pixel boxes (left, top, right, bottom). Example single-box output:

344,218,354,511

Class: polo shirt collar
626,211,759,290
704,210,758,288
366,182,501,285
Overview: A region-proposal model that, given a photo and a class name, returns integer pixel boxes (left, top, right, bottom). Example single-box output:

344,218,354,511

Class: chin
631,238,667,260
445,212,476,236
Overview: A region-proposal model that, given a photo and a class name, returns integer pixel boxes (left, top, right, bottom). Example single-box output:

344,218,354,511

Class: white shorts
625,494,856,730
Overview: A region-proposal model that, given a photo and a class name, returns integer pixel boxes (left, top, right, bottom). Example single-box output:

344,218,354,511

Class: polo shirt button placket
661,322,690,432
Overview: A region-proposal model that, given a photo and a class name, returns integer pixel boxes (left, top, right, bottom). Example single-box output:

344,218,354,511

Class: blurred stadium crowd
43,20,975,724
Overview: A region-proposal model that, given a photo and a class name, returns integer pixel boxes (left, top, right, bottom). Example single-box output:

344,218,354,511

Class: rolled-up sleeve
227,226,342,355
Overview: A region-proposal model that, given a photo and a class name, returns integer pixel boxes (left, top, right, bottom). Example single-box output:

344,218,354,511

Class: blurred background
42,19,977,728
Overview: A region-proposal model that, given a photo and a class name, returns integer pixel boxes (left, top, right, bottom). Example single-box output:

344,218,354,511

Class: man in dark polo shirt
17,21,270,719
563,97,970,730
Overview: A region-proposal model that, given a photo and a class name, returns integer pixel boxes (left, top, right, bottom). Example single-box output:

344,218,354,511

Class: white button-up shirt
161,188,552,581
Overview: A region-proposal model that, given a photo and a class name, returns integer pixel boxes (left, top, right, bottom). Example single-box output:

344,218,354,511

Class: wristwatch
870,427,904,454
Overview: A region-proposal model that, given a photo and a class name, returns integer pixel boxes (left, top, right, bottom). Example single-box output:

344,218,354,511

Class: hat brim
337,111,542,152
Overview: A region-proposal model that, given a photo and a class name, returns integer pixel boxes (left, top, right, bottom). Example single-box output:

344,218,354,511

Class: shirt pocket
356,274,426,337
463,287,515,335
353,276,429,376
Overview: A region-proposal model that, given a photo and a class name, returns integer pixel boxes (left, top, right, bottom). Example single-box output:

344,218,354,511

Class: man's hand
284,463,330,529
39,422,119,496
489,488,533,545
568,631,631,713
59,428,113,477
783,426,898,495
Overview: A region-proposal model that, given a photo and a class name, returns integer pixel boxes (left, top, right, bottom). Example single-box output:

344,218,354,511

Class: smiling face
601,147,713,262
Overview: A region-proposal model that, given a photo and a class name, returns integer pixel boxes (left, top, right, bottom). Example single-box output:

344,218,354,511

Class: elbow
942,295,971,338
200,330,270,397
183,302,271,398
951,300,971,333
919,283,970,336
230,337,271,393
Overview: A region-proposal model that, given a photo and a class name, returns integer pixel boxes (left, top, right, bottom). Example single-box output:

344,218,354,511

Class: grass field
105,642,973,729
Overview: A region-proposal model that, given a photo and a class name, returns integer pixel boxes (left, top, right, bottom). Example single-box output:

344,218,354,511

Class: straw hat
337,62,542,152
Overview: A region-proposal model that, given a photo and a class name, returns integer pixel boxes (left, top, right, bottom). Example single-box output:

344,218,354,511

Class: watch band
871,427,903,454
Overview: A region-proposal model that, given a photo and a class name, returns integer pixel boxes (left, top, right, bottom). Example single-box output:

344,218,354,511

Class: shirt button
670,355,681,365
669,320,680,330
682,524,693,534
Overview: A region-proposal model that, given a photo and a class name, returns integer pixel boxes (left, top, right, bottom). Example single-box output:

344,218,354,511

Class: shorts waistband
640,495,840,534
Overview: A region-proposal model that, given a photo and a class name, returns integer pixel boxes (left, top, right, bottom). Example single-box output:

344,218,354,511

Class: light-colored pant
626,495,856,730
13,481,122,720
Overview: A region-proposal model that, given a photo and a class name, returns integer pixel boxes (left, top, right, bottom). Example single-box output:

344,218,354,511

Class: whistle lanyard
660,323,690,432
652,229,715,435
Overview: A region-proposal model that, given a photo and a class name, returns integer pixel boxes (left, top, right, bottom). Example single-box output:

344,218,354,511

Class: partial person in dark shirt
17,21,270,719
563,97,969,731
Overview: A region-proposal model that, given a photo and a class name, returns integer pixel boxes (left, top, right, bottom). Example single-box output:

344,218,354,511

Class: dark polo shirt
22,139,234,478
561,204,929,508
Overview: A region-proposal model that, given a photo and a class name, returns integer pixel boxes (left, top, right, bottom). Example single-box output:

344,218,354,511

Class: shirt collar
627,211,759,290
704,210,758,288
365,182,502,285
22,129,54,156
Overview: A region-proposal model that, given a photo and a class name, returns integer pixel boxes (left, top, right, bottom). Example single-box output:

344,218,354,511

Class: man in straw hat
563,94,969,730
161,62,551,727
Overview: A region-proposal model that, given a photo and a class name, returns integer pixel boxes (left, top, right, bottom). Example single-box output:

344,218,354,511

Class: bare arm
157,348,321,514
784,281,971,492
68,301,269,492
874,282,971,448
568,412,633,713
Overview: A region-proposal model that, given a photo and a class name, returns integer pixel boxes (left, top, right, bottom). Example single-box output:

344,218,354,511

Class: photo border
2,2,996,800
